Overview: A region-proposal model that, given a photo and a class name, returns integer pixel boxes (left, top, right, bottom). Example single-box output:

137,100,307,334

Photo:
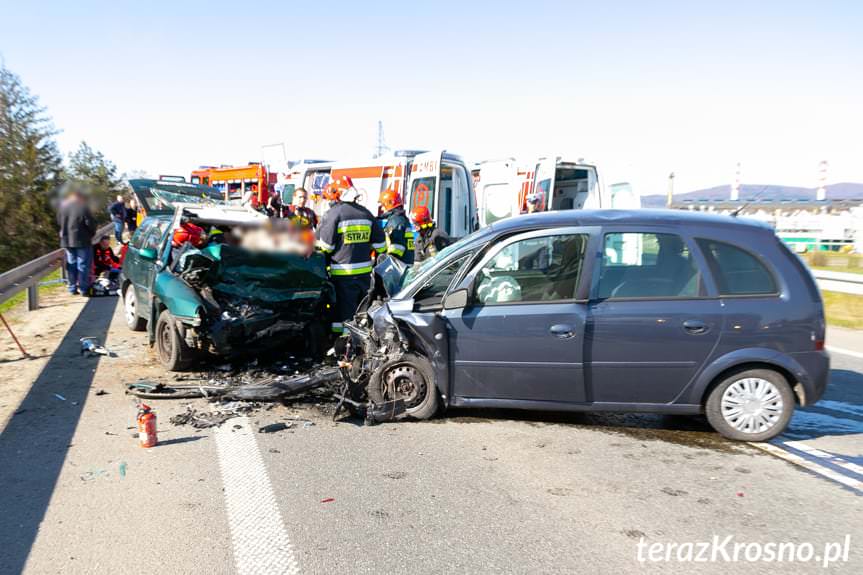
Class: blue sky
1,0,861,194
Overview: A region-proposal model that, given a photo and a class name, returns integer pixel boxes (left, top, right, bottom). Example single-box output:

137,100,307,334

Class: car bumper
789,350,830,405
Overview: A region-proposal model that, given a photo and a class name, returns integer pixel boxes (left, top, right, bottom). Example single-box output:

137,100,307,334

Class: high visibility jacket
316,201,385,276
285,205,318,229
379,206,415,264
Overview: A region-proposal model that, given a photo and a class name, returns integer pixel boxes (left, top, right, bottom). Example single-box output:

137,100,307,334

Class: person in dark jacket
377,187,414,264
124,198,138,233
409,205,451,264
316,177,385,334
108,195,126,242
58,185,96,295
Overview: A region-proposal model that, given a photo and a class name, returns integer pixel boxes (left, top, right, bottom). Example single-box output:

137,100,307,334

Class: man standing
316,177,385,334
108,194,126,242
285,187,318,230
409,205,451,264
58,184,96,295
377,186,414,264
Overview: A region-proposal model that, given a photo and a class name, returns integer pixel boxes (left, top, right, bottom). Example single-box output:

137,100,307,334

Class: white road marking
781,440,863,477
216,417,300,575
749,441,863,494
827,345,863,360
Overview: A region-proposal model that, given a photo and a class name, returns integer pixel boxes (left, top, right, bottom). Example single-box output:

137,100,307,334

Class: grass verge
822,291,863,330
0,269,65,315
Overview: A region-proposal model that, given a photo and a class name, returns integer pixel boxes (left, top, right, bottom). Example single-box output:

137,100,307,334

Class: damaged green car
121,179,333,370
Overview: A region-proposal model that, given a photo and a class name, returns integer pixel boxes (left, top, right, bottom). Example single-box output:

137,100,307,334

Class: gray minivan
342,209,829,442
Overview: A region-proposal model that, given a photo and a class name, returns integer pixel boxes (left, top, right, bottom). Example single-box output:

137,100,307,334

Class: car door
445,227,598,404
131,219,170,321
585,227,722,404
531,156,557,212
123,218,153,297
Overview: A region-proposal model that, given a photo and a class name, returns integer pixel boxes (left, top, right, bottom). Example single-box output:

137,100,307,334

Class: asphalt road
0,296,860,574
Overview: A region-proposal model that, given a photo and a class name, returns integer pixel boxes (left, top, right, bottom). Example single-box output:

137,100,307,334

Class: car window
130,220,153,249
475,234,588,304
414,254,472,305
142,220,169,251
696,239,778,296
598,232,700,299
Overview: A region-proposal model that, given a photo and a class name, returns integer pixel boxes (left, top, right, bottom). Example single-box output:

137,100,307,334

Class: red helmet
409,205,432,227
322,180,342,201
172,221,206,248
379,187,402,211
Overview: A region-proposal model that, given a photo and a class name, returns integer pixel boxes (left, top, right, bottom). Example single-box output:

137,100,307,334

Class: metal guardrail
0,223,113,310
812,270,863,296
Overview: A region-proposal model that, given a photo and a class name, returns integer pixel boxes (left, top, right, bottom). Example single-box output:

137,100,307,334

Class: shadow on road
783,368,863,441
0,296,117,574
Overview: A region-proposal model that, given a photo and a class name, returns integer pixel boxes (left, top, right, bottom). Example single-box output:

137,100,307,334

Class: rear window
697,239,778,296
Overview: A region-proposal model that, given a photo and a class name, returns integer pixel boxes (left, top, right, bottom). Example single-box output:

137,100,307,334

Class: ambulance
474,156,607,227
279,150,478,239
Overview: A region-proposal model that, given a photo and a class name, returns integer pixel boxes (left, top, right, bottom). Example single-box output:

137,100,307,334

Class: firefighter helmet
409,205,432,227
379,187,402,211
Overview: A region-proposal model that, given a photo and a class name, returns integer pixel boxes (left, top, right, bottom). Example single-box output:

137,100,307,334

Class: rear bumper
789,350,830,405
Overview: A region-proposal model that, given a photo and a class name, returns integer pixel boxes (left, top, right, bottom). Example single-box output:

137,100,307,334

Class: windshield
129,179,225,213
395,226,490,298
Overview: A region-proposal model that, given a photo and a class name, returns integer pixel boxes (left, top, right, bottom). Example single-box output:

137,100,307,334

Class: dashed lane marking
216,417,300,575
749,440,862,495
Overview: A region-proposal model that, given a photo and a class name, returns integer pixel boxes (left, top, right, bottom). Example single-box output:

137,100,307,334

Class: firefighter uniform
414,224,451,264
316,200,386,333
379,206,415,264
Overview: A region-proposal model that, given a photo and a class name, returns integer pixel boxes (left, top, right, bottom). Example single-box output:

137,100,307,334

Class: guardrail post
27,284,39,311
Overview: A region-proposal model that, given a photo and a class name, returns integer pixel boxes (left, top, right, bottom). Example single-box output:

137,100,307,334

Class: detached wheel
155,309,195,371
123,285,146,331
705,368,794,442
368,353,439,420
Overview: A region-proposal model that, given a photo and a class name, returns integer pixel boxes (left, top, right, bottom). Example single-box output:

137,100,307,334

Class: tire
123,284,146,332
705,368,794,442
155,309,195,371
367,353,439,420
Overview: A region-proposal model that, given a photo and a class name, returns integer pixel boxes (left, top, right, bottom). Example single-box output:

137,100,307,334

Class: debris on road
169,405,242,429
53,393,66,401
258,422,292,433
95,389,109,396
80,337,112,357
320,498,335,503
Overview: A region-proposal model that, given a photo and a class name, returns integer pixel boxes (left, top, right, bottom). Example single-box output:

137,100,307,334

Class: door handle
549,324,576,339
683,319,708,335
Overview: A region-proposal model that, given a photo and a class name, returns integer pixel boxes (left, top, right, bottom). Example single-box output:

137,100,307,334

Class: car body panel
349,209,828,418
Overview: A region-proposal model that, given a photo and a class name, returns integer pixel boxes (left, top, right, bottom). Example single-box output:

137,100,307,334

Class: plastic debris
320,498,335,503
80,337,111,357
54,393,66,401
258,422,292,434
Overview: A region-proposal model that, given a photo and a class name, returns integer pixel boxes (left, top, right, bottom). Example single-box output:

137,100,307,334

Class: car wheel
368,353,439,421
123,285,146,331
155,309,195,371
705,368,794,442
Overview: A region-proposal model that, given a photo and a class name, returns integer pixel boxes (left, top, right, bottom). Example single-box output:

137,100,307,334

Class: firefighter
409,205,451,263
316,176,386,334
377,186,414,264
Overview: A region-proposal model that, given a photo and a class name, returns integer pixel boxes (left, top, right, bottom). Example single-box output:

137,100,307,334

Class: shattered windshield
129,179,225,213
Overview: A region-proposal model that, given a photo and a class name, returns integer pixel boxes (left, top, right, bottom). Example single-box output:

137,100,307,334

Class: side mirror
443,288,469,310
139,247,157,261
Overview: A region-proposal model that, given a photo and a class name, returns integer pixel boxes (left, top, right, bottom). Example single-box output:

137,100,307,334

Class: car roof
489,209,774,235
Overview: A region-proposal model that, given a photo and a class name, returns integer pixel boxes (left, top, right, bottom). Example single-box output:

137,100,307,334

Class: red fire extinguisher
137,404,158,448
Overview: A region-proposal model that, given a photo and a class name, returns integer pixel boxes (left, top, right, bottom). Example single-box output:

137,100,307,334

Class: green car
121,179,333,370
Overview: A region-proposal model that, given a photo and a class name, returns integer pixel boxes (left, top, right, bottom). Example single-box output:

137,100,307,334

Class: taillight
815,339,825,351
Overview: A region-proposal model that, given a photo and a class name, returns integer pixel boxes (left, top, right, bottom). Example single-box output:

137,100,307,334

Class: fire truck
473,156,607,227
190,163,276,207
279,150,477,239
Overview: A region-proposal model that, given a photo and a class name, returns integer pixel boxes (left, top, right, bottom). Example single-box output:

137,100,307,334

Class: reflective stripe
372,242,387,250
331,260,373,276
331,322,343,333
316,239,335,252
387,244,406,256
337,219,373,232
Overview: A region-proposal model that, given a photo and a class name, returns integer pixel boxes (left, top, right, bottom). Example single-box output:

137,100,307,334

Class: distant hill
641,182,863,208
